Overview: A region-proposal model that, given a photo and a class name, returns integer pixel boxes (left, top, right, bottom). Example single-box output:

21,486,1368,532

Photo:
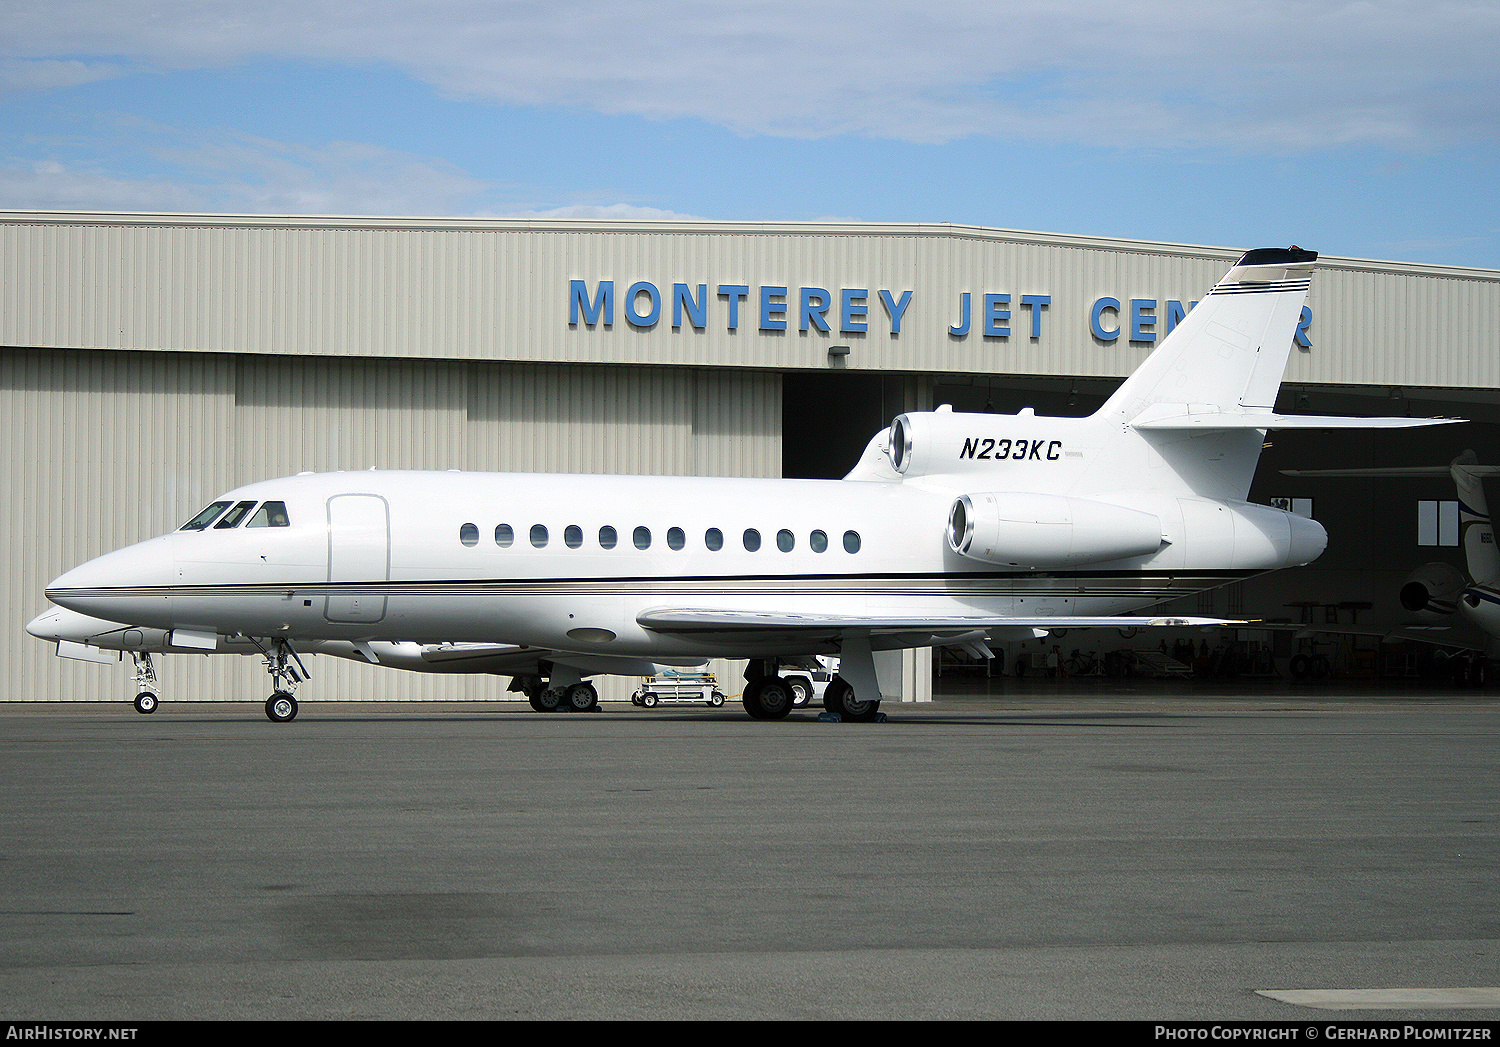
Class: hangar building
3,211,1498,704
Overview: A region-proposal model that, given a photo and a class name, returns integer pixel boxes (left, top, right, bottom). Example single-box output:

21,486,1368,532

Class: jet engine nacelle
888,409,1069,479
947,492,1164,568
1401,562,1466,617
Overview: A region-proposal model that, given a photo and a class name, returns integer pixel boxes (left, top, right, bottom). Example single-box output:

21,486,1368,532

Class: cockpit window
181,501,231,531
214,500,257,529
246,501,290,528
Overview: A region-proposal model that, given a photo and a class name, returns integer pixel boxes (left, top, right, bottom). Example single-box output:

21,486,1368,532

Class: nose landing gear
130,652,159,714
251,638,309,722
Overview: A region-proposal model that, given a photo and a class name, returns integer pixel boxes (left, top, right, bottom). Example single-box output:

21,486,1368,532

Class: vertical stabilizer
1100,247,1317,424
1452,451,1500,585
1084,247,1317,501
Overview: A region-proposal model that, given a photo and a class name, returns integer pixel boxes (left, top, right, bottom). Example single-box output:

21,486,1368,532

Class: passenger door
325,494,390,623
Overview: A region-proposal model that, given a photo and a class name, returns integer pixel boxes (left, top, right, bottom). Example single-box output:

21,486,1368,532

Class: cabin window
246,501,290,528
810,530,828,553
743,528,761,552
667,527,685,551
705,527,723,551
495,523,514,547
564,524,584,549
530,524,549,548
460,523,479,547
843,530,861,553
181,501,231,531
599,525,618,550
777,529,794,552
214,500,257,529
633,526,652,550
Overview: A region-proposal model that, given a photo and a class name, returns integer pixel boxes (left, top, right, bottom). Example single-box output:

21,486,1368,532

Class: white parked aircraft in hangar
1284,451,1500,682
37,248,1457,722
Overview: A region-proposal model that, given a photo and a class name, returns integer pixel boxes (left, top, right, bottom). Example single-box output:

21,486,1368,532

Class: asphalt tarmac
2,679,1499,1020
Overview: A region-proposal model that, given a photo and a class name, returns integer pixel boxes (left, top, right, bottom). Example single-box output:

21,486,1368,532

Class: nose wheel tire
133,692,158,714
265,692,299,723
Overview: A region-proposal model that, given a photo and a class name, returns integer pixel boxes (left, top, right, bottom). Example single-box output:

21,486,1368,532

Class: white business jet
41,248,1455,722
1284,451,1500,680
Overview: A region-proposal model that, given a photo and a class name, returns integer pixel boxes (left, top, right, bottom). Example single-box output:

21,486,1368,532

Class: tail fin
1082,248,1316,501
1452,451,1500,585
1100,247,1317,425
1086,247,1456,501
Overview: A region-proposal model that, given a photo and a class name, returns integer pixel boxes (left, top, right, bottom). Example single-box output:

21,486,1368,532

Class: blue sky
3,1,1498,268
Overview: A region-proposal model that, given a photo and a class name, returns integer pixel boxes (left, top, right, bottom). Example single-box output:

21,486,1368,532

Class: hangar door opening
782,373,930,479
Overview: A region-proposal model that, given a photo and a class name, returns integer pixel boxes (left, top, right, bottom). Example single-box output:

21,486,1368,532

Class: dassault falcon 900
39,248,1456,722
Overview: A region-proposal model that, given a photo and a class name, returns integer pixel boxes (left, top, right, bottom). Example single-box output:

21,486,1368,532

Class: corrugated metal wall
3,212,1495,389
3,349,780,702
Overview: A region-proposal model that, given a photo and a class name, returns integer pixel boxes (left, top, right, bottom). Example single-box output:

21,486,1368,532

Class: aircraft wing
637,608,1238,636
360,641,677,679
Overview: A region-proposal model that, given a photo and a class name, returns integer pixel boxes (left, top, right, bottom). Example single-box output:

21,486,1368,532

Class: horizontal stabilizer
638,608,1239,634
1134,412,1462,431
1283,466,1500,478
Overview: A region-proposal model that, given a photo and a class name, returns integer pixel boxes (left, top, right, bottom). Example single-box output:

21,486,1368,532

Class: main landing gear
512,673,601,713
130,652,159,714
740,661,882,722
251,637,310,723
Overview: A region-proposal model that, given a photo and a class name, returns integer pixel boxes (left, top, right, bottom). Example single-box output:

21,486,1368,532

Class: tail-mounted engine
1401,562,1466,617
947,491,1164,568
888,409,1069,479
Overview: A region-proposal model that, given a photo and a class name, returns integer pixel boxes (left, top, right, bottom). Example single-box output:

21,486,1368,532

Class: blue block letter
800,287,831,333
880,290,913,334
625,281,661,328
570,279,614,327
673,283,707,329
1091,297,1121,342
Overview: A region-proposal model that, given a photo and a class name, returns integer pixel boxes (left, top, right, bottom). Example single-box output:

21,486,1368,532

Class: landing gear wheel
824,677,879,722
133,692,158,715
531,688,562,712
823,678,849,717
742,676,794,720
566,682,600,711
786,675,813,707
265,692,298,723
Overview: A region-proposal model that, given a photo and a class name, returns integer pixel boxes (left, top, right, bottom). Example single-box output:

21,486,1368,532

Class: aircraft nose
44,536,176,627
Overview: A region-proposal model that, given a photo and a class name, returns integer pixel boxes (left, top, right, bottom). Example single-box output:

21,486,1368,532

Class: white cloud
0,125,501,215
0,58,127,93
2,1,1497,152
0,121,708,218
